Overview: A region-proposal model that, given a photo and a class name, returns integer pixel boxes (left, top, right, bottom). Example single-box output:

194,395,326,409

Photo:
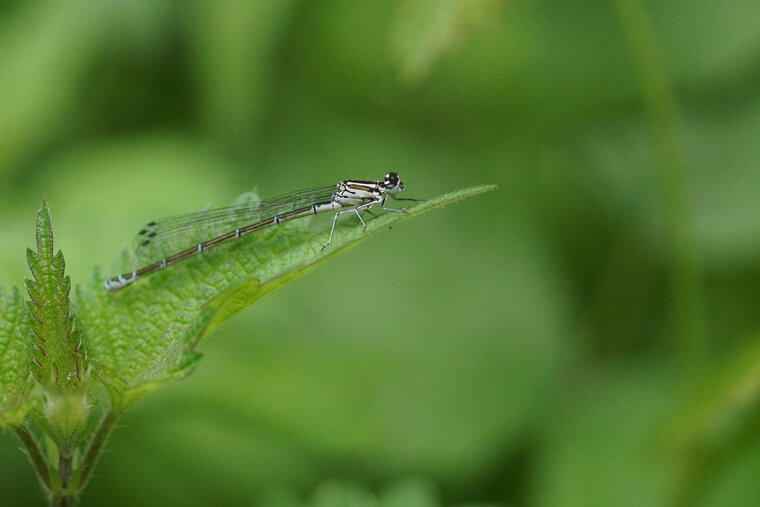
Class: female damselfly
104,172,417,291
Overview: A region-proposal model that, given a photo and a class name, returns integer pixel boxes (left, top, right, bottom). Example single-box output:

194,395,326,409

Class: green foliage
668,338,760,504
1,0,759,505
76,185,492,411
202,185,494,335
0,287,33,426
391,0,507,84
264,478,440,507
0,186,493,505
25,203,85,390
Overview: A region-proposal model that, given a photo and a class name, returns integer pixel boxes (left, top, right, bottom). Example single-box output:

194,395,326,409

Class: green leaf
202,185,496,336
263,478,440,507
390,0,507,84
25,202,86,391
187,0,300,148
0,286,34,426
533,366,678,507
79,185,495,407
674,338,760,452
668,337,760,504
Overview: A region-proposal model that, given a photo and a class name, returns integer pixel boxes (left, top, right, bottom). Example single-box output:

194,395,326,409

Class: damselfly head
383,172,404,194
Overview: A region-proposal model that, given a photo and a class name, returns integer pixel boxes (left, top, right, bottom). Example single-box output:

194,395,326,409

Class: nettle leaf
25,203,86,391
0,286,34,426
78,185,495,408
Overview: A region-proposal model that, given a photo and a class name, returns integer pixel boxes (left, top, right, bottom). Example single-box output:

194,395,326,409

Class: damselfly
104,172,418,291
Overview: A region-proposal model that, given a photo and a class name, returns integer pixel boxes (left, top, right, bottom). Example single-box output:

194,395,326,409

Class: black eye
386,172,399,186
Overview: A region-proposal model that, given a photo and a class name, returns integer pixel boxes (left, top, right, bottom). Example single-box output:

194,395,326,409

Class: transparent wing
133,185,338,265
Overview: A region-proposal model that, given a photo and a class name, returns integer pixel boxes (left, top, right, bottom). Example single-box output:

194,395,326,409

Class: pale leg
322,199,381,250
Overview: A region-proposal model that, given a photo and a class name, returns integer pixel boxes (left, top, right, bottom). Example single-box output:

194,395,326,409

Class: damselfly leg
322,198,382,250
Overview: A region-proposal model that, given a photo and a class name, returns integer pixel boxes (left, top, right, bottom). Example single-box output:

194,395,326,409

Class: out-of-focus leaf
580,96,760,268
261,479,440,507
647,0,760,90
0,0,173,175
0,0,100,174
0,286,33,426
310,482,377,507
390,0,507,84
379,479,438,507
532,366,678,507
259,478,503,506
668,337,760,505
673,338,760,453
186,0,300,150
694,438,760,507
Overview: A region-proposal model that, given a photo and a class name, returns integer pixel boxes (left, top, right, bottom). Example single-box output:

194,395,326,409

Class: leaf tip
34,201,55,258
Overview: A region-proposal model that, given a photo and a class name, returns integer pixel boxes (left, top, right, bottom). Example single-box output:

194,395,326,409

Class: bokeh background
1,0,760,505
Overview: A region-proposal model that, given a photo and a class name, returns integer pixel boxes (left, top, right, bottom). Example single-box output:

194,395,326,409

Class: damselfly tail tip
103,271,137,291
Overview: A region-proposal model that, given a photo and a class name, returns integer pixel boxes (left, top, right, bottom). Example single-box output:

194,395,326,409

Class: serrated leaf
0,286,34,426
79,185,495,406
25,202,86,391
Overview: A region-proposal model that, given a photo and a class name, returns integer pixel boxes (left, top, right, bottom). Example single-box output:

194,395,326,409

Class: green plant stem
51,459,77,507
613,0,706,372
78,409,118,489
50,492,76,507
59,453,73,488
13,424,51,489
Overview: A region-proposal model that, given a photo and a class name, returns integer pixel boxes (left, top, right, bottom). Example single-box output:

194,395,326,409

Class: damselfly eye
385,172,399,187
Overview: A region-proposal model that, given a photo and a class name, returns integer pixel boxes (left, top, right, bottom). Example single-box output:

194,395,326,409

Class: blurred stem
13,424,51,489
59,453,73,489
50,492,76,507
78,409,118,489
613,0,706,372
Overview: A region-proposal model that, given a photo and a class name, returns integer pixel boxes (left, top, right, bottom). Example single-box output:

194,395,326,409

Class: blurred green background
1,0,760,505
